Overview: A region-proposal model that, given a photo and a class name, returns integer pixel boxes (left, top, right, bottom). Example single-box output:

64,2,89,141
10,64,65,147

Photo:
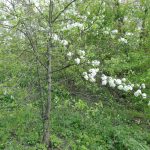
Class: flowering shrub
52,34,68,46
67,50,149,105
101,74,147,99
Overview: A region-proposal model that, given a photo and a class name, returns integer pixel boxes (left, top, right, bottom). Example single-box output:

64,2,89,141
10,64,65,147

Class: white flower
82,72,87,76
84,75,89,80
128,85,133,91
78,50,85,56
123,85,130,92
115,79,122,85
103,31,109,35
89,77,96,83
63,22,84,30
141,83,146,89
89,72,96,78
78,23,84,29
74,58,80,65
52,34,59,41
67,52,72,57
95,68,99,72
89,68,99,74
87,11,90,15
67,52,73,59
137,26,142,31
125,32,133,36
110,83,116,88
134,89,142,97
91,60,100,66
83,72,89,81
137,89,142,94
134,92,139,97
111,29,118,34
61,40,68,46
87,60,90,64
119,0,127,4
4,91,7,95
88,68,99,82
73,22,84,29
118,37,128,44
89,69,96,73
142,93,147,99
80,55,85,60
109,79,116,88
108,77,112,80
124,16,128,21
101,74,107,81
122,78,126,82
10,95,14,99
118,85,124,90
102,80,107,85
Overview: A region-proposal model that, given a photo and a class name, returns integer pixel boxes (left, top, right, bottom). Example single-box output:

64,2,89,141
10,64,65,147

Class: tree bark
42,1,53,149
42,41,52,149
139,6,148,49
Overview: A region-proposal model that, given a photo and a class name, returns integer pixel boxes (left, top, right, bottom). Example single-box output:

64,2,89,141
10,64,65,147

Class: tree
0,0,149,149
0,0,80,148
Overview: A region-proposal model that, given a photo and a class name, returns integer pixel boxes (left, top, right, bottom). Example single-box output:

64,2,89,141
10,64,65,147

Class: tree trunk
42,44,52,149
139,7,148,49
115,0,124,35
42,1,53,149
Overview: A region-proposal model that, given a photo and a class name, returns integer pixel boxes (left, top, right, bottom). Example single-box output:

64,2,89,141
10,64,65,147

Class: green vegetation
0,0,150,149
0,90,150,149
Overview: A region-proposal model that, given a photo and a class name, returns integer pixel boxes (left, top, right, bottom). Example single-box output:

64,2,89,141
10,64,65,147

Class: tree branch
52,0,77,23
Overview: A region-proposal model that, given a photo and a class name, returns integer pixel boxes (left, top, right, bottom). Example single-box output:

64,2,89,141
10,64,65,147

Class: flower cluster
91,60,100,66
78,50,85,59
111,29,118,34
67,52,73,60
103,27,111,35
125,32,134,36
101,74,147,99
103,28,129,44
74,58,80,65
119,0,128,4
62,22,84,31
67,50,85,65
118,37,128,44
52,34,68,46
83,68,99,83
66,51,149,105
67,50,100,81
74,50,86,65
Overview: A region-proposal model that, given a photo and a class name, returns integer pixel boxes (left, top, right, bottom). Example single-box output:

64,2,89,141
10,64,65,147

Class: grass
0,92,149,150
0,50,149,150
